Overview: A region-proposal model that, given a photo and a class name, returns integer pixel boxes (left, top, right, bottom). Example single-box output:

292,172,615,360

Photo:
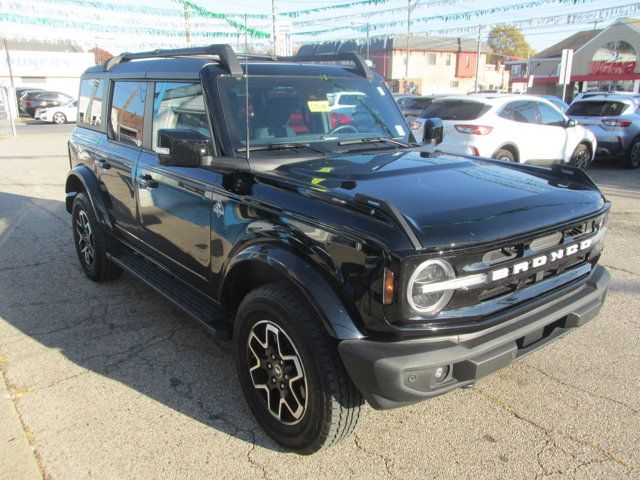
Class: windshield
566,101,629,117
217,75,410,152
420,100,490,120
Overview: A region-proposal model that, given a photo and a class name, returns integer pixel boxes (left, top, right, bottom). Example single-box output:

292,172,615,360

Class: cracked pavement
0,128,638,479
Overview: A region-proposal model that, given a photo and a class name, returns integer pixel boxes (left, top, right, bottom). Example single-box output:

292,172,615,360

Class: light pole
351,21,371,60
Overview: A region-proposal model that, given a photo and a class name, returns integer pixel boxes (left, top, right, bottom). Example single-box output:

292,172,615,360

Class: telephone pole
405,0,411,80
474,25,482,93
272,0,278,57
183,3,191,46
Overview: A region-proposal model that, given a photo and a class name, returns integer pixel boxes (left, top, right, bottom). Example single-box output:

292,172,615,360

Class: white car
411,94,597,168
35,100,77,124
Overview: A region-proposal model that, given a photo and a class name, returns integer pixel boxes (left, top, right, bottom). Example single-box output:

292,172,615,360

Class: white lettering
579,239,592,250
532,256,547,268
491,268,509,281
550,249,564,262
513,261,529,274
566,244,579,255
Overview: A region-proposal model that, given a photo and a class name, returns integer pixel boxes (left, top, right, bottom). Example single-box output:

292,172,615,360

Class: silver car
567,94,640,169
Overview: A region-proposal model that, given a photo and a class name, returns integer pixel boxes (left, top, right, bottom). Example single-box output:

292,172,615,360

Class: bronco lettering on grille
489,238,592,282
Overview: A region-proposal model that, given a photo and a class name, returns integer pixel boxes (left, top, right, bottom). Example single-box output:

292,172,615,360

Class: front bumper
339,265,610,410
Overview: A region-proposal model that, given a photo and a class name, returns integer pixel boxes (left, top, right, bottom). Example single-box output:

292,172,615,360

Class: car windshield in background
420,100,490,120
217,75,410,150
566,101,629,117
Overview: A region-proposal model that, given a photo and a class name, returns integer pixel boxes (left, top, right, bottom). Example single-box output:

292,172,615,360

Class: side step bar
107,249,231,340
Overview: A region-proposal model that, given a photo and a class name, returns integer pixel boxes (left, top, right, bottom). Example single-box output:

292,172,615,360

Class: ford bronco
65,45,610,453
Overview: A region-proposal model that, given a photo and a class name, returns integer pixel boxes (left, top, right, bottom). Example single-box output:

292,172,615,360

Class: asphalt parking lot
0,126,638,480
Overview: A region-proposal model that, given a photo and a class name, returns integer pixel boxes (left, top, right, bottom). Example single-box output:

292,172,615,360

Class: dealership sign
0,51,94,77
589,40,637,76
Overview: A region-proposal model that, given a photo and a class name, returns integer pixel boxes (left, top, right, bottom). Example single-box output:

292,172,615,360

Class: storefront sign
589,40,637,76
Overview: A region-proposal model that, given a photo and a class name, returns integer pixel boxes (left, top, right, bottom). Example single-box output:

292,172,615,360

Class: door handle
137,174,159,189
95,158,111,170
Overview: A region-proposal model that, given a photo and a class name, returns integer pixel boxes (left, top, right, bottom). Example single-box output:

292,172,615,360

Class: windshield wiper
236,143,327,154
338,137,411,148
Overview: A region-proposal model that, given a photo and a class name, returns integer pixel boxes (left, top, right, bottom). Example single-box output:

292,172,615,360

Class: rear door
99,80,148,238
135,81,215,285
535,101,570,161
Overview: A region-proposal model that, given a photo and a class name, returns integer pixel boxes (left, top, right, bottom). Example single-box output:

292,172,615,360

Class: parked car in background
392,93,415,109
566,94,640,169
411,94,596,168
397,95,440,121
536,95,569,113
21,91,73,117
35,100,77,124
572,91,640,104
16,87,43,100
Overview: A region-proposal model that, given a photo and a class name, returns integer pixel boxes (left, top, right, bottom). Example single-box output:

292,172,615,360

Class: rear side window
500,101,539,124
78,79,104,127
421,100,489,120
152,82,210,152
110,81,147,147
566,101,628,117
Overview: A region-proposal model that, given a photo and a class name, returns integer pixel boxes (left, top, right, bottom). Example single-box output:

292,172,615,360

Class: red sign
589,60,637,76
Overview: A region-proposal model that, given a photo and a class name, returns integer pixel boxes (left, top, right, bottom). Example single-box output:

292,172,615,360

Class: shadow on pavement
0,191,282,452
588,157,640,200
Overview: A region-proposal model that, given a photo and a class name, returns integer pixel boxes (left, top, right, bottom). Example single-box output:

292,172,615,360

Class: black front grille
446,216,604,311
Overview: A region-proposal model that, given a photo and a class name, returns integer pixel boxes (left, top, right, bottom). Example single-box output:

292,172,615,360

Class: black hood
271,149,607,250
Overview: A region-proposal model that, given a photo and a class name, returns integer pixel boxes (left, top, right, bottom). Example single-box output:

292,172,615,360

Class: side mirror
423,117,444,145
156,129,212,167
565,118,577,128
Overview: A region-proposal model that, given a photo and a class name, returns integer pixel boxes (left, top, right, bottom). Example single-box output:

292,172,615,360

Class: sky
2,0,639,55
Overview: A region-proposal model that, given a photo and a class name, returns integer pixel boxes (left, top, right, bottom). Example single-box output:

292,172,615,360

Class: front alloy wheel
247,320,308,425
53,112,66,124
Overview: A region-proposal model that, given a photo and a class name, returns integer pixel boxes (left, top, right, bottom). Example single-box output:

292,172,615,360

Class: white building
0,40,94,97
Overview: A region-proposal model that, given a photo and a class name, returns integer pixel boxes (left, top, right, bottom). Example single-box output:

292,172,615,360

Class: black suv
65,45,610,453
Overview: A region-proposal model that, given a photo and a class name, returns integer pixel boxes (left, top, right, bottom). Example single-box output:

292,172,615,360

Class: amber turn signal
383,268,395,305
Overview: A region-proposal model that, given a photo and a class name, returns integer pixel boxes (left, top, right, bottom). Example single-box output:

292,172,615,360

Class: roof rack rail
278,52,373,80
104,44,242,76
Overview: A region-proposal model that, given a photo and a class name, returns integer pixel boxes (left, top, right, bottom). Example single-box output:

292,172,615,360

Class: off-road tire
492,148,515,162
234,282,363,454
72,193,122,282
624,138,640,169
570,143,591,170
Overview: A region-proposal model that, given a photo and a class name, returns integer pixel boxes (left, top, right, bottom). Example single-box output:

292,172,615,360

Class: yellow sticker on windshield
317,167,334,173
308,100,330,112
311,177,326,185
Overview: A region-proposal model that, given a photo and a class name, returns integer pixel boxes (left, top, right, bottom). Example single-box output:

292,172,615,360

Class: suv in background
566,94,640,169
65,46,610,453
396,95,441,121
21,91,73,117
411,94,596,168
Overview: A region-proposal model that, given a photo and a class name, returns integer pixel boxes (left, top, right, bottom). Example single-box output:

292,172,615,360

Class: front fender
224,244,365,340
65,166,113,231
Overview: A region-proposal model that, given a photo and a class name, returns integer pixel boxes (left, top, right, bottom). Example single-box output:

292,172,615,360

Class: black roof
82,57,377,80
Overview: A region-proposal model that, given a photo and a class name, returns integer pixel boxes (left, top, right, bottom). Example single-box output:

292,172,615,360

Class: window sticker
308,100,330,112
395,124,405,136
377,86,386,96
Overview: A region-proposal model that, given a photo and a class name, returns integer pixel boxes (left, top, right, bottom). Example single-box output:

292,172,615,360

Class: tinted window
152,82,210,152
78,79,104,126
420,100,489,120
501,101,539,124
405,97,433,110
566,101,628,117
110,81,147,147
538,102,565,127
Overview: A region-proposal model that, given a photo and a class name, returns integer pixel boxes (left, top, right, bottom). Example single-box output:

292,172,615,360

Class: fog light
434,365,449,383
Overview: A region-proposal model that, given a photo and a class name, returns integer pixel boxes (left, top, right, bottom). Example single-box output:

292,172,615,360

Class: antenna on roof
244,14,250,162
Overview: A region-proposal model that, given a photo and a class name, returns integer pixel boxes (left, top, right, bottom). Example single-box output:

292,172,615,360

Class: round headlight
407,259,455,315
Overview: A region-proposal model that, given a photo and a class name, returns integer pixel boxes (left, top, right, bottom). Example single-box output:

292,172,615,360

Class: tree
487,25,534,63
89,47,113,65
